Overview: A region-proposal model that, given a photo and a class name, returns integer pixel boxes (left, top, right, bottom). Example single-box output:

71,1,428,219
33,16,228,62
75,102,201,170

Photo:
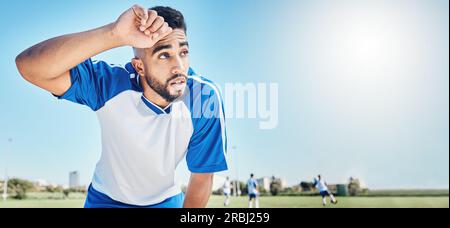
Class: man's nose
171,67,185,76
171,57,186,76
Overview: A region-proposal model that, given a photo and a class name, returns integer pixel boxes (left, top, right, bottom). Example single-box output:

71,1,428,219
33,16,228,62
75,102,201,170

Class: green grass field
0,195,448,208
208,196,449,208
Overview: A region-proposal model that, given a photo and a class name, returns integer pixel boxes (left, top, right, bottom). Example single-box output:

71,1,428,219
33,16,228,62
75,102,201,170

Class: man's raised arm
15,4,172,96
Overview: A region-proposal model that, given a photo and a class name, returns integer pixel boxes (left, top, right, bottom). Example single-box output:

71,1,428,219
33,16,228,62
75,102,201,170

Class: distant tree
45,185,63,193
240,181,248,195
270,176,282,196
348,177,361,196
300,181,315,192
7,178,35,199
291,185,302,193
63,189,70,198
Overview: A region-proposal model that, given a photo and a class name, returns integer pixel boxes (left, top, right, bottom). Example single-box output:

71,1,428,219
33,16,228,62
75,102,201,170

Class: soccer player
223,176,232,206
314,175,337,206
15,5,228,208
247,174,259,208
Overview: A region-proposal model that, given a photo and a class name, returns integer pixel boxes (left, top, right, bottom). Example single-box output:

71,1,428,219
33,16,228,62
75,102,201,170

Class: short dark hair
150,6,187,33
250,173,254,178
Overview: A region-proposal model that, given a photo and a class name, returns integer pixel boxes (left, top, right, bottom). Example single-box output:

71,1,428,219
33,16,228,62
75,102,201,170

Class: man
247,173,259,208
223,176,232,206
314,175,337,206
15,5,228,208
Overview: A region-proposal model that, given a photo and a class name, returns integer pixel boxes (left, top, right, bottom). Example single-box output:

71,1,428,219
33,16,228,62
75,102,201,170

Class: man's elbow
16,52,32,82
15,52,41,84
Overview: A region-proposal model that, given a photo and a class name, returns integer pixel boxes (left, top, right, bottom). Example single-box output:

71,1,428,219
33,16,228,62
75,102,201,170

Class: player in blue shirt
247,173,260,208
16,5,228,208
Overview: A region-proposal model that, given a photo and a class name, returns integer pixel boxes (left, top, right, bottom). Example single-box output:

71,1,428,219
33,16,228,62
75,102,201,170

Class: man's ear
131,58,145,77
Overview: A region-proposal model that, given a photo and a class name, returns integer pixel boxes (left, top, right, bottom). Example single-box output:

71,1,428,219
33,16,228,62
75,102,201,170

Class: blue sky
0,0,448,189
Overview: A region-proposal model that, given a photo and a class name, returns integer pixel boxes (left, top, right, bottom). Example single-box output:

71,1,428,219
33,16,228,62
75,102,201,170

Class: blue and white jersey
315,179,329,192
223,180,231,195
57,59,228,206
247,178,258,195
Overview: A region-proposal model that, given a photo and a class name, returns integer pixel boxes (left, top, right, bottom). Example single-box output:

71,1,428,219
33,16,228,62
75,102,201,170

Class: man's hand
113,4,173,48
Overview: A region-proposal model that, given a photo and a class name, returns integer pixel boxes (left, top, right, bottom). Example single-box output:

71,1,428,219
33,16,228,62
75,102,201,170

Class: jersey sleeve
186,78,228,173
56,59,131,111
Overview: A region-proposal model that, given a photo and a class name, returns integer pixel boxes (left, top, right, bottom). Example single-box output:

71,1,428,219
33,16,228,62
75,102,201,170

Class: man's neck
141,81,170,109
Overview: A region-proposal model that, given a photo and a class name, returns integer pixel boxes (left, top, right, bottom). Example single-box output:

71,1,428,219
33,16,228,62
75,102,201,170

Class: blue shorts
320,191,330,197
249,193,257,200
84,184,185,208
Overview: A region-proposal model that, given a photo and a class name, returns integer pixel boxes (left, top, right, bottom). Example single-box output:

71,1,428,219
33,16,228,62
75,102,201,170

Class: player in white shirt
247,173,259,208
223,176,232,206
314,175,337,206
16,5,228,208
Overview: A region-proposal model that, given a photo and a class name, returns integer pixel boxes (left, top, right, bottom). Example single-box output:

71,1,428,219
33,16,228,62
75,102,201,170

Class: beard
145,73,187,103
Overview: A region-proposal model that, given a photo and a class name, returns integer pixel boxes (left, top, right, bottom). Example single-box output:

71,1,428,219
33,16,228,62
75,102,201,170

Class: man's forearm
183,173,214,208
16,23,124,82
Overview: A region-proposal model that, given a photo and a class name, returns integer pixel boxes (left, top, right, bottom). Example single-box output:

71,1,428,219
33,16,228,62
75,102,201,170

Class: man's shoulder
183,73,226,121
186,74,223,109
95,60,140,90
187,74,221,96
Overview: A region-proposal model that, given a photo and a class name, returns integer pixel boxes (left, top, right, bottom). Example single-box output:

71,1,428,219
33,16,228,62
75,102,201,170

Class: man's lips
169,76,187,91
169,76,187,86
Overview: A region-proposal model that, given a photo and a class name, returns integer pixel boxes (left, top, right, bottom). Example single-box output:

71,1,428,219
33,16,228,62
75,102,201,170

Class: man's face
138,29,190,103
